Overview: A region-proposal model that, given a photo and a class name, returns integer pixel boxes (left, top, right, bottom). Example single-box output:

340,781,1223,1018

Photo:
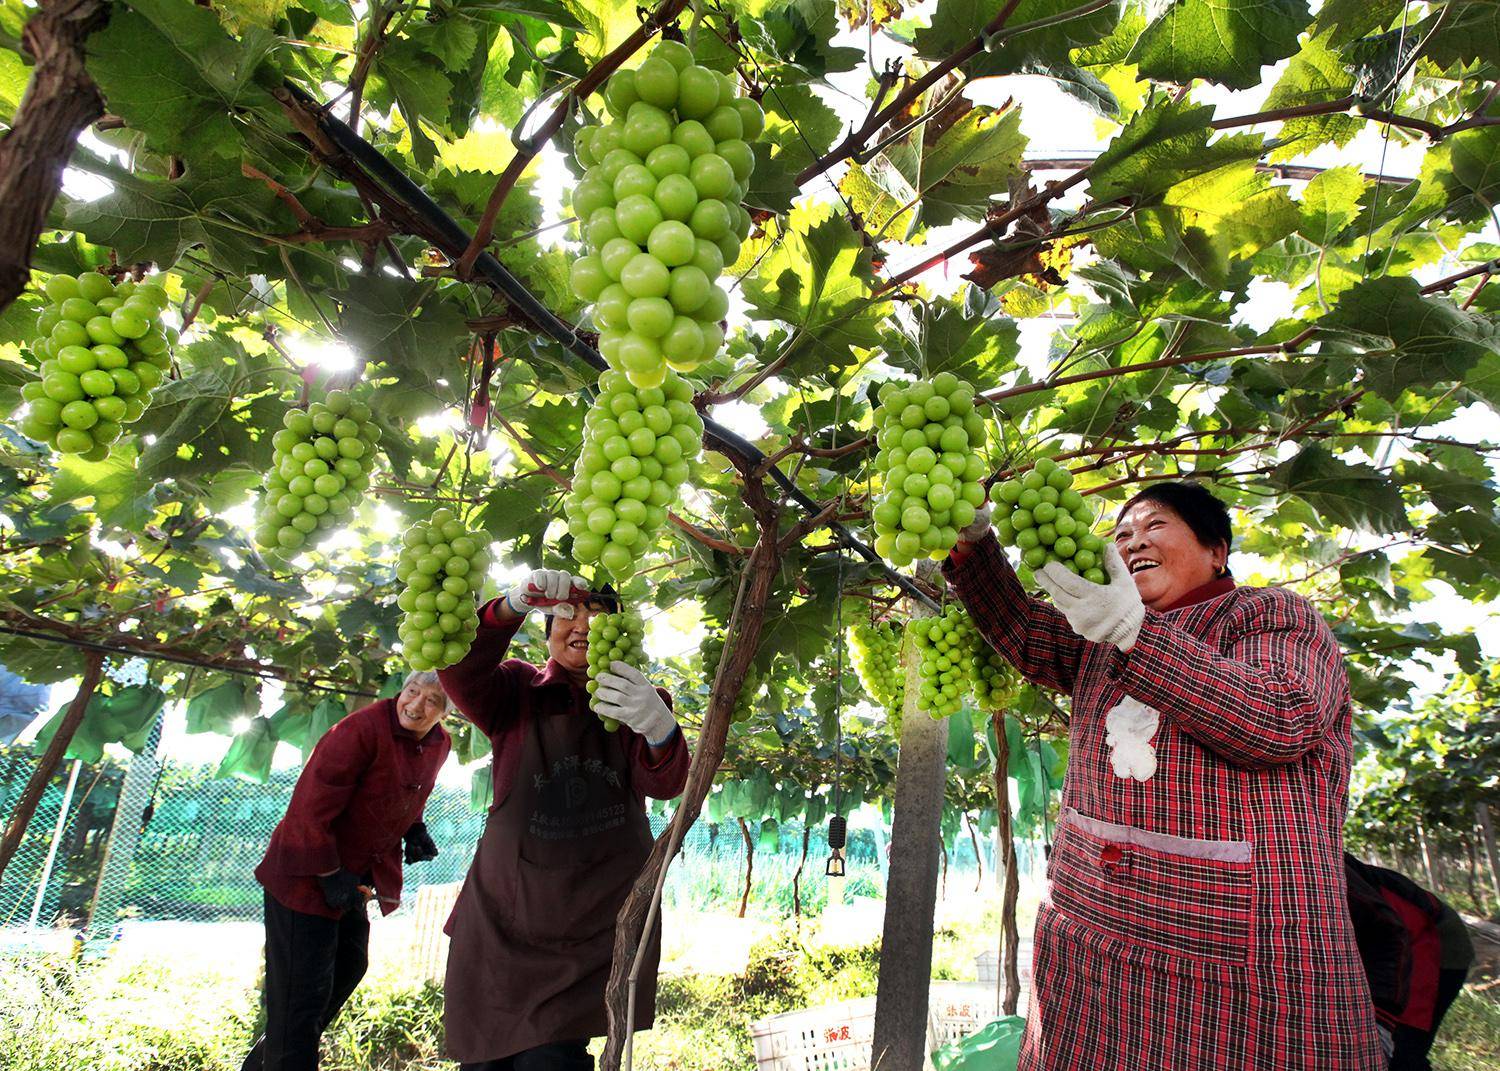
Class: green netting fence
1,743,1003,935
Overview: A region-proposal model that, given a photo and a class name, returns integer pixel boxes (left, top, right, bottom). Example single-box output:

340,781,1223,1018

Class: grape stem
456,0,694,277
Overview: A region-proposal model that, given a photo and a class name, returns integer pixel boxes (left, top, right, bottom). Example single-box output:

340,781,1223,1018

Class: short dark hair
542,583,620,637
1118,482,1233,574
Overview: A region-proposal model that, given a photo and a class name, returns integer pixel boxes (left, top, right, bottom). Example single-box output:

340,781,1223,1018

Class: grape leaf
1323,276,1498,398
1270,445,1409,535
1130,0,1311,90
1087,98,1267,202
1261,30,1363,163
914,0,1124,77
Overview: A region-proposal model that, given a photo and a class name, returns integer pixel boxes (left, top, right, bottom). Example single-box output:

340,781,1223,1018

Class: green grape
849,619,905,720
565,368,701,583
969,639,1017,711
910,604,981,720
988,458,1108,587
871,373,987,566
254,387,381,563
702,632,760,723
587,609,646,730
395,508,490,671
18,270,172,456
568,41,761,388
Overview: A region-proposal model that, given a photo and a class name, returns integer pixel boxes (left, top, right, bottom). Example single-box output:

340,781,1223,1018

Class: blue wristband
646,724,679,749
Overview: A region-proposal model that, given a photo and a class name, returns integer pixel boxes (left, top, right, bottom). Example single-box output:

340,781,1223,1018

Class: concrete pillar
872,600,946,1071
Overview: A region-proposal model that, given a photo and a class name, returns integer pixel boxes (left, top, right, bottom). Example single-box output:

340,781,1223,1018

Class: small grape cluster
848,620,905,718
991,457,1107,584
20,273,173,457
395,508,490,671
566,367,702,580
587,609,644,731
568,38,764,387
255,389,380,559
702,632,759,723
911,604,981,720
969,641,1016,711
870,373,989,566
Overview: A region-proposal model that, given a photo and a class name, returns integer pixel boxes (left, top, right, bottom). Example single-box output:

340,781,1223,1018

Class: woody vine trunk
0,0,109,315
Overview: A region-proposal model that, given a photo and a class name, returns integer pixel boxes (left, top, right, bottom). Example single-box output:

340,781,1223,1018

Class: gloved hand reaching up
1035,543,1144,652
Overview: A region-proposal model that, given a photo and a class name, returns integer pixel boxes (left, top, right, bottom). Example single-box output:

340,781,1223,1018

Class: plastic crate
408,881,462,984
750,997,881,1071
928,982,999,1050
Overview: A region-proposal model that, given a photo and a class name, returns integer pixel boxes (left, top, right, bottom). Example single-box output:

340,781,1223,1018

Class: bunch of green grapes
849,620,905,717
969,641,1017,711
587,609,645,730
19,272,173,457
911,604,980,719
702,633,760,722
395,508,491,671
870,373,989,566
568,38,764,387
565,367,702,580
992,457,1107,584
254,388,381,559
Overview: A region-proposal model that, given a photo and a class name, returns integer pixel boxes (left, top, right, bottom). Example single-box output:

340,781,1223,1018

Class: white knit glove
594,662,678,746
1035,543,1144,651
957,501,992,544
505,568,588,618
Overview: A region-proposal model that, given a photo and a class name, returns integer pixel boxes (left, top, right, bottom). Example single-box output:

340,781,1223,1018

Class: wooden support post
872,600,946,1071
1477,803,1500,910
0,652,104,883
991,711,1021,1016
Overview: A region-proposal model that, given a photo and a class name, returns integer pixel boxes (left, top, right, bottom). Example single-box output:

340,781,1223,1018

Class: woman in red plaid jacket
944,481,1384,1070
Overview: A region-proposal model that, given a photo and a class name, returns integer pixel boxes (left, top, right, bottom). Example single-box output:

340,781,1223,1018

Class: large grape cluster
911,604,980,720
870,373,989,566
395,508,490,671
566,367,702,580
702,632,759,723
568,38,764,388
255,389,380,559
991,457,1107,584
19,273,173,458
586,609,645,731
849,619,904,718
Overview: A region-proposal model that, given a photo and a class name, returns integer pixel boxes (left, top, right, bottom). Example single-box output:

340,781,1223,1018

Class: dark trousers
241,891,370,1071
460,1040,592,1071
1389,966,1469,1070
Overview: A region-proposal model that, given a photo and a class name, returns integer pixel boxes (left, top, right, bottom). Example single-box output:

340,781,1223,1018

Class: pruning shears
526,582,594,609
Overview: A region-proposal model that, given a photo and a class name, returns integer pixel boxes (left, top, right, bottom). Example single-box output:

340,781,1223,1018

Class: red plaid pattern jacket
945,533,1383,1070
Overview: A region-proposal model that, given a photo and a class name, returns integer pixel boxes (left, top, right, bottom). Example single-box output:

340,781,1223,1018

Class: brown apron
444,682,657,1063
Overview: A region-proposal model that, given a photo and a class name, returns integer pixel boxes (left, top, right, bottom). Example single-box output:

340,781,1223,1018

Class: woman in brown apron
437,569,691,1070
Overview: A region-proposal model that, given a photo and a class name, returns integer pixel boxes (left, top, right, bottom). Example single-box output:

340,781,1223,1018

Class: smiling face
547,605,596,677
1112,499,1227,611
395,678,448,737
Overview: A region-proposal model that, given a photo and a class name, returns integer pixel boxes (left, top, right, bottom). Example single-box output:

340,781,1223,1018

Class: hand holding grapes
593,662,678,746
1035,543,1144,652
957,501,992,545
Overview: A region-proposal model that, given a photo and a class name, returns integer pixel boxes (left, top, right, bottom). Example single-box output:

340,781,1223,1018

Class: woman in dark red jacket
242,671,451,1071
438,568,690,1071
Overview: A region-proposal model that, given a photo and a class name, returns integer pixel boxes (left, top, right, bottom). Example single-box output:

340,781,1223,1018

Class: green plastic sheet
932,1015,1025,1071
217,716,276,783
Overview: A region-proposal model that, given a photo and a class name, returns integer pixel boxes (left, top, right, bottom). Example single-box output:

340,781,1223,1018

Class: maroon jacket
437,604,689,808
255,699,450,919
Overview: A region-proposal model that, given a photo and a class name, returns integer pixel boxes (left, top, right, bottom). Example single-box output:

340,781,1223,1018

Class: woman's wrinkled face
1112,501,1226,611
548,605,595,673
396,679,448,736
